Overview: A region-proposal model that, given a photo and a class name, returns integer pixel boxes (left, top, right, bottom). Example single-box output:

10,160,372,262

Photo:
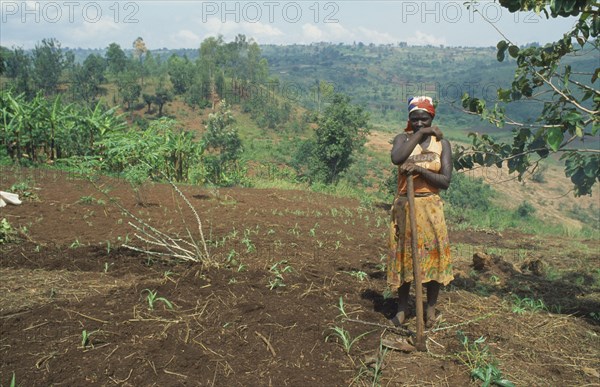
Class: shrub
516,201,536,218
441,173,493,212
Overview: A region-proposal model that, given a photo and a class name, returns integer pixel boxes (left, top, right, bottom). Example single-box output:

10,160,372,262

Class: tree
143,93,155,113
70,54,107,105
200,100,243,185
458,0,599,196
32,38,64,95
0,46,8,75
116,71,141,110
309,93,370,184
154,88,173,117
4,46,32,96
105,43,128,76
167,55,193,95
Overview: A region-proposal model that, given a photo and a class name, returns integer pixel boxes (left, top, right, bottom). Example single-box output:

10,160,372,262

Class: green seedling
382,287,394,300
336,296,349,319
288,223,300,237
345,270,369,281
0,218,16,244
143,289,174,310
268,274,286,290
267,260,293,290
326,326,374,354
241,236,256,253
103,262,113,273
309,223,319,237
79,195,95,204
70,239,82,248
355,339,389,387
510,295,547,315
456,330,514,387
81,329,94,348
376,253,387,272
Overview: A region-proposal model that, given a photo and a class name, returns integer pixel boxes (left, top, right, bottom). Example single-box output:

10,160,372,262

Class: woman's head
409,110,433,131
405,96,435,132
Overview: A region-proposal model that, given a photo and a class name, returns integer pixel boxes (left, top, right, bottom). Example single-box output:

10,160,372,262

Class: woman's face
409,110,433,132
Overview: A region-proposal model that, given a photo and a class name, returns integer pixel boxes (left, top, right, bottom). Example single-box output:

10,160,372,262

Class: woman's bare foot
425,305,436,328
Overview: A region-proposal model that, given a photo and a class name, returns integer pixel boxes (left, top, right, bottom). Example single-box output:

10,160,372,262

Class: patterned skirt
387,194,453,289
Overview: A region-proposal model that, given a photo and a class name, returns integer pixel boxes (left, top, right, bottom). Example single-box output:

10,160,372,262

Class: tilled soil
1,167,599,386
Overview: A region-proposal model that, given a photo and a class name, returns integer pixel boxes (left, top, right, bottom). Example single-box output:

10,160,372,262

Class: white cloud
357,26,397,44
199,17,283,43
301,24,323,42
170,29,202,48
65,18,123,48
325,24,354,41
406,31,447,46
242,22,283,40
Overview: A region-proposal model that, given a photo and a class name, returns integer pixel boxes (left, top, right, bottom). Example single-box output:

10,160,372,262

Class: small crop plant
143,289,174,310
0,218,17,244
103,262,113,273
267,260,293,290
70,239,83,248
345,270,369,281
355,339,389,387
456,330,514,387
326,326,373,354
10,181,38,200
510,295,548,315
81,329,94,349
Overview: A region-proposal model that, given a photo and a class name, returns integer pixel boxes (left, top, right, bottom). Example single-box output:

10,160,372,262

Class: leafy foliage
298,94,370,184
460,0,599,196
198,100,244,186
456,330,515,387
32,38,64,96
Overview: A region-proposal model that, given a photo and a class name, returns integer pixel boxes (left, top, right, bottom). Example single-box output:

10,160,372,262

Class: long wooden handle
406,175,426,351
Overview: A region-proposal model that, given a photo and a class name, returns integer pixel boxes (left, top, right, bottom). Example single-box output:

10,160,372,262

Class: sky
0,1,581,49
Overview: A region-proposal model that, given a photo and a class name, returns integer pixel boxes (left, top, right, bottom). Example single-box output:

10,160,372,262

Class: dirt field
1,167,599,386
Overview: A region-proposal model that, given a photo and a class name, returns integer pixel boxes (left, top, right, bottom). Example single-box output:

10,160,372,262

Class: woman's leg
425,281,440,327
394,282,411,324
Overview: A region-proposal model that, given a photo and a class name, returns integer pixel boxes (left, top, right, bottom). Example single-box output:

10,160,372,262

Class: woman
388,96,453,327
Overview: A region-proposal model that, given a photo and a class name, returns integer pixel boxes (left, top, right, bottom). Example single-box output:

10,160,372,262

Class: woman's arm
391,132,423,165
400,139,452,190
391,126,443,165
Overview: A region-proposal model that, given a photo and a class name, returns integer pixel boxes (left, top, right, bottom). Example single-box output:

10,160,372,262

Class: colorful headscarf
405,96,435,132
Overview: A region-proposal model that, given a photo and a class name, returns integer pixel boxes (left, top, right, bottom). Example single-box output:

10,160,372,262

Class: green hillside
1,37,598,236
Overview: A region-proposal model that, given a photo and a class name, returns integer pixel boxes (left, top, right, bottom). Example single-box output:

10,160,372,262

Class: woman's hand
419,126,444,140
399,163,423,176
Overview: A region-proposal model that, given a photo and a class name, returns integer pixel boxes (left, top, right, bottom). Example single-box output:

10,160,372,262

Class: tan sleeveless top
397,136,442,195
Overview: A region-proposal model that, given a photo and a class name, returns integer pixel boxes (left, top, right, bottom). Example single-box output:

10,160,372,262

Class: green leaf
496,40,508,62
508,45,520,58
592,68,599,84
583,158,599,178
546,128,563,151
497,88,512,102
562,0,577,13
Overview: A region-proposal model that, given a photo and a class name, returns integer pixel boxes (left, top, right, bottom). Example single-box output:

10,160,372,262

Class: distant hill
259,43,598,133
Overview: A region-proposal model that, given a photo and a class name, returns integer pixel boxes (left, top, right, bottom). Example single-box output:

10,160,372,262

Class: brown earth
1,167,599,386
